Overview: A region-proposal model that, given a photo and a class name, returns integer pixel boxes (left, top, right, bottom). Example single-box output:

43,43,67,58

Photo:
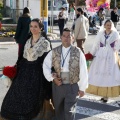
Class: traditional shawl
23,36,49,61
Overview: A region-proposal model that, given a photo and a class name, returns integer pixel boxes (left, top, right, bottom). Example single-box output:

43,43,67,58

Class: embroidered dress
1,37,49,120
86,31,120,97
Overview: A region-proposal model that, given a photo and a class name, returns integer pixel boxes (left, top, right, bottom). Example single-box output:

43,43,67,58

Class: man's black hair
77,8,84,14
63,28,71,32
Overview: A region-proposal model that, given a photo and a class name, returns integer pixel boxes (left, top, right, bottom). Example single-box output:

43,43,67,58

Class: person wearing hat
58,7,67,37
74,8,89,53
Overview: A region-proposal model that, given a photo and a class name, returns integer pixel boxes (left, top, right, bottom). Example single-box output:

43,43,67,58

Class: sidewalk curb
0,42,16,45
0,40,61,45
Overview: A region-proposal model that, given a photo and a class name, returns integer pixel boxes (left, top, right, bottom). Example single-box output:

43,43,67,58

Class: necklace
33,39,39,43
32,38,39,45
32,33,41,43
31,35,40,47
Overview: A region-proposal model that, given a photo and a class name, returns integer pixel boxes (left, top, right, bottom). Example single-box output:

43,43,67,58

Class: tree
3,0,6,16
75,0,85,6
110,0,120,9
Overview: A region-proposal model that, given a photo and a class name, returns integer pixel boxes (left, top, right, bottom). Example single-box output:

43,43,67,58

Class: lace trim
23,37,49,61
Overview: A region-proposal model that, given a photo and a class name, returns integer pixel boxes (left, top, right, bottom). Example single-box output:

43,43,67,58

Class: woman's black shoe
100,98,104,101
100,98,108,103
102,99,108,103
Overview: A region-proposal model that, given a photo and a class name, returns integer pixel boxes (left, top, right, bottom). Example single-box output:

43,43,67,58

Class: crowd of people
0,4,120,120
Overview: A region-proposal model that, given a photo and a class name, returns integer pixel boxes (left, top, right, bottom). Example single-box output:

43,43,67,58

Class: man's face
61,31,72,47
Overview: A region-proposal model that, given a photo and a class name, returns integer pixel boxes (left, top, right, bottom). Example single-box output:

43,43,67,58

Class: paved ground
0,21,120,120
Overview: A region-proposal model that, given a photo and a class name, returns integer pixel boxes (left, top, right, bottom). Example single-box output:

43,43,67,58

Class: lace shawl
23,37,49,61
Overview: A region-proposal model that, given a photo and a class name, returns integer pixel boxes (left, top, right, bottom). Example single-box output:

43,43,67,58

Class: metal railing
1,24,17,27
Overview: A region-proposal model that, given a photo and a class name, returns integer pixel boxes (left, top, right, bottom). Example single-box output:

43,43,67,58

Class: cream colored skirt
86,84,120,97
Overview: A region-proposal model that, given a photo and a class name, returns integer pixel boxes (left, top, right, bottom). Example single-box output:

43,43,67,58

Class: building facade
5,0,41,23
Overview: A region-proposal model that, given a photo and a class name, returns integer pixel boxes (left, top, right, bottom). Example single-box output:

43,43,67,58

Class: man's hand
52,73,58,78
78,90,85,97
53,78,62,86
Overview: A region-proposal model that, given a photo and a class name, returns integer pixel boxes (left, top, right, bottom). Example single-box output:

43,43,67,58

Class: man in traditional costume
43,28,88,120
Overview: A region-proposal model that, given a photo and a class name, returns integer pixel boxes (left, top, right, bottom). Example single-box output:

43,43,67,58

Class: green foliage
0,3,3,8
0,2,3,19
110,0,120,9
0,13,2,20
79,0,85,6
117,0,120,9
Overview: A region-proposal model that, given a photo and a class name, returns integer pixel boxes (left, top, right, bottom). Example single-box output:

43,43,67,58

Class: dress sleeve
77,50,88,92
114,32,120,52
90,32,101,55
86,18,89,32
43,51,54,82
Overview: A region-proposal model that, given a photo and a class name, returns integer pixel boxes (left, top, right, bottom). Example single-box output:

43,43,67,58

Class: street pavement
0,21,120,120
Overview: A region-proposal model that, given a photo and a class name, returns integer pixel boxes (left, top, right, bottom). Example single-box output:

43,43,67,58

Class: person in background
74,8,89,53
86,20,120,102
14,7,32,62
111,7,119,28
89,16,99,34
92,17,100,32
83,7,89,18
88,16,95,34
69,3,75,21
98,8,105,26
1,18,51,120
92,17,97,27
43,28,88,120
58,7,66,37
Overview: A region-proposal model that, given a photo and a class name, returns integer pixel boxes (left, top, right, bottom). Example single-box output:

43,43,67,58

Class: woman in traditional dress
1,18,51,120
86,19,120,102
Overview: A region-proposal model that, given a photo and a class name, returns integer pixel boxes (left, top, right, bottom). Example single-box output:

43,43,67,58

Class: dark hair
26,18,44,40
104,19,112,25
31,18,44,30
99,8,104,11
63,28,71,33
113,7,118,10
60,7,66,10
77,8,84,14
23,7,30,14
89,16,92,20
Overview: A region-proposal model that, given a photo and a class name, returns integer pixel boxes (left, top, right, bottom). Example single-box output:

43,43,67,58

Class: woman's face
104,22,112,31
30,21,41,35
